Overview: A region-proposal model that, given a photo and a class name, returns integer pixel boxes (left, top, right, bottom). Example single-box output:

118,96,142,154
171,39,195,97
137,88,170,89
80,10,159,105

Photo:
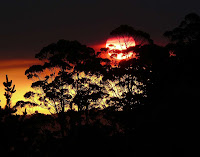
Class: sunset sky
0,0,200,113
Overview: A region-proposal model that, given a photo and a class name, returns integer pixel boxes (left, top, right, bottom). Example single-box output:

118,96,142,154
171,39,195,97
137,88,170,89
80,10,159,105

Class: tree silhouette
3,75,16,109
110,25,153,47
100,26,156,111
23,40,103,113
164,13,200,61
164,13,200,44
18,39,111,137
103,25,154,62
162,13,199,125
1,13,196,156
14,39,110,116
24,72,74,114
103,64,146,111
71,77,105,111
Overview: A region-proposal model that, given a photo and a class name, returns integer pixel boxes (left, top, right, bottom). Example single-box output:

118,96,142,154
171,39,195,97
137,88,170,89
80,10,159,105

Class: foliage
1,12,195,157
20,40,109,114
110,25,154,46
1,75,17,115
164,13,200,44
3,75,16,109
100,26,159,111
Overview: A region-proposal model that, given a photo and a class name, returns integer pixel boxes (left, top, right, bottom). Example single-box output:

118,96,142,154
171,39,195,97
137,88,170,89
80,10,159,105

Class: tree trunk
86,104,89,124
59,99,66,137
70,102,73,110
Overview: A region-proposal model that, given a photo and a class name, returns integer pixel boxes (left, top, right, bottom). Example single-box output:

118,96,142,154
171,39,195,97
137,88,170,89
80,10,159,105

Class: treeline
0,12,198,156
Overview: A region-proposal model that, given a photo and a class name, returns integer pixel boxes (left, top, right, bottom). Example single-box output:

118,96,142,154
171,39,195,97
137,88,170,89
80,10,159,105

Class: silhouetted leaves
25,65,44,75
1,13,196,156
23,39,111,115
24,91,35,99
110,25,154,45
3,75,16,111
14,101,38,108
164,13,200,44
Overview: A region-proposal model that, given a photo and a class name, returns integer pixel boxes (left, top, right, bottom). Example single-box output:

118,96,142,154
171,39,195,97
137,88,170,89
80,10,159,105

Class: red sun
106,36,136,60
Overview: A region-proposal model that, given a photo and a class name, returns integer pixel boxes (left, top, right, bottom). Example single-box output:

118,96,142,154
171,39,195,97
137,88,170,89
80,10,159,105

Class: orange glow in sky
0,41,137,114
106,36,136,60
0,59,49,114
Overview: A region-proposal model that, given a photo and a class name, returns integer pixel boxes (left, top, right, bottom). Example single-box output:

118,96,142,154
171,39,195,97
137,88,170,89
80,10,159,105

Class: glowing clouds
106,36,136,60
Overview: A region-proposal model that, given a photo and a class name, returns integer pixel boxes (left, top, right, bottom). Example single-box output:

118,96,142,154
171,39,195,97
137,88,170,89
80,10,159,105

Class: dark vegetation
0,13,198,156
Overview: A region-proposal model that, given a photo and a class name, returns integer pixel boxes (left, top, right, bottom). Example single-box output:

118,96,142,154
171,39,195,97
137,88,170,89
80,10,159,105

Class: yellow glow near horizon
0,59,49,114
0,47,144,115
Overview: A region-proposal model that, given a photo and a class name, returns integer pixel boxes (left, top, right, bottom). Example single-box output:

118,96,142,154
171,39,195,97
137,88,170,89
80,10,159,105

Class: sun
106,36,136,60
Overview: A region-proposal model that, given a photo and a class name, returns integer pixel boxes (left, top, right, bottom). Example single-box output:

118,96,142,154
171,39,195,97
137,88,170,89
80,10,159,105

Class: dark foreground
0,107,187,157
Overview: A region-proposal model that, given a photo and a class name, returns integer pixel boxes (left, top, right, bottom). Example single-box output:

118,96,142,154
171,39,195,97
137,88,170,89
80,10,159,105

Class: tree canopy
110,25,154,46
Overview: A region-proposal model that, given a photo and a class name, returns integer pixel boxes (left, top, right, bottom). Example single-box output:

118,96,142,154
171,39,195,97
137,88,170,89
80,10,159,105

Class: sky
0,0,200,112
